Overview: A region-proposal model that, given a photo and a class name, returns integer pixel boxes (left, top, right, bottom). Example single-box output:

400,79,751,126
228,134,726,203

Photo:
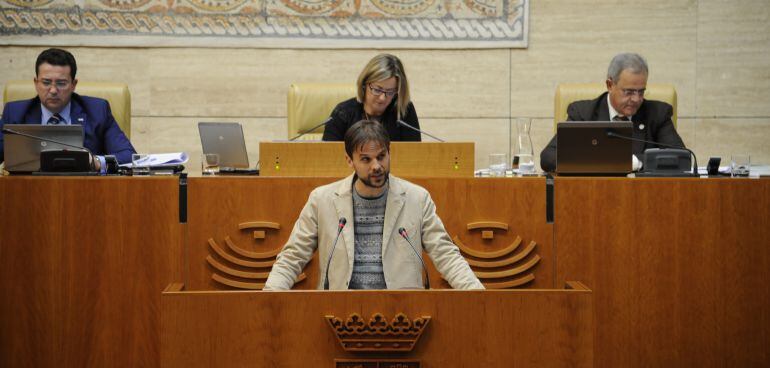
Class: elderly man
0,48,135,172
540,52,685,172
265,120,483,290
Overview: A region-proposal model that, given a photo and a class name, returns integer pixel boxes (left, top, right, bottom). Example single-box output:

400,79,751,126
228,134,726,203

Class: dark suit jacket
0,93,136,164
539,92,685,172
322,97,421,142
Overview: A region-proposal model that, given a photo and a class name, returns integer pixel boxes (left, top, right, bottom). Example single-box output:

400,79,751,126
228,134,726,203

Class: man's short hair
36,48,77,80
607,53,648,82
344,120,391,158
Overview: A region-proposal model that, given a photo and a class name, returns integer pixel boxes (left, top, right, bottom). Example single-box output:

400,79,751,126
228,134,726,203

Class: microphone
323,217,347,290
2,127,90,153
396,120,445,142
398,227,431,289
289,117,333,141
606,131,698,175
2,127,96,172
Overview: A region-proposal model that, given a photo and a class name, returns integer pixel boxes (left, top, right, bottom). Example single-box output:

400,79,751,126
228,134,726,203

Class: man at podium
265,120,483,290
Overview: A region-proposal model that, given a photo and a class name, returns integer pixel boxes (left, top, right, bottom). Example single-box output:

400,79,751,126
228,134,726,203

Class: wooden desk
186,176,552,291
0,176,184,368
161,283,593,368
554,177,770,367
2,176,769,368
259,142,475,177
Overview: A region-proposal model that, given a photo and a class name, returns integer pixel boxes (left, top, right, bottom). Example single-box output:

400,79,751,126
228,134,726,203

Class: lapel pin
638,123,645,130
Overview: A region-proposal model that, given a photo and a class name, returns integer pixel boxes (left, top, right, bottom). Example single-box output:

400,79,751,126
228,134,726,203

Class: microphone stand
398,227,431,289
396,120,445,143
2,127,96,173
606,131,698,176
2,128,92,154
289,117,332,141
323,218,347,290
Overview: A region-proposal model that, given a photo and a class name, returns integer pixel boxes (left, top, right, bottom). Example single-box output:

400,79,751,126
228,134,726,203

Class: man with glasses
539,52,686,172
0,48,135,171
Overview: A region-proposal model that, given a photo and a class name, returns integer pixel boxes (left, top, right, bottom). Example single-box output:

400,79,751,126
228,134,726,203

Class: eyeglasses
368,85,397,98
39,79,72,90
620,88,645,97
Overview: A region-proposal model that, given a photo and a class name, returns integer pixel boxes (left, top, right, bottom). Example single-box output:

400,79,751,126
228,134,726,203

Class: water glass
132,154,150,176
488,153,508,177
201,153,220,176
731,154,750,177
516,154,536,175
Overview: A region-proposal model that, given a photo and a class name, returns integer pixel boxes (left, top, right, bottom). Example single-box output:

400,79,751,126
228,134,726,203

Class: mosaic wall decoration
0,0,528,48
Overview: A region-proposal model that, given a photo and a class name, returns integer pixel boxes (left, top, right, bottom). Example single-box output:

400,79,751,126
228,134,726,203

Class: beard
359,170,390,189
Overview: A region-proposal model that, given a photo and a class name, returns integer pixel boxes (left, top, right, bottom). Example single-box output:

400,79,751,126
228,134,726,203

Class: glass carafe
512,118,535,174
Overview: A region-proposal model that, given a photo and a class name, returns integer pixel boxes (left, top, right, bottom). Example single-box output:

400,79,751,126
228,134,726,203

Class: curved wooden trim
208,238,276,268
565,281,590,291
212,274,266,290
206,256,270,279
465,240,537,268
211,273,307,290
453,235,521,259
163,283,185,292
225,236,282,259
483,274,535,289
238,222,281,230
467,222,508,231
474,255,540,279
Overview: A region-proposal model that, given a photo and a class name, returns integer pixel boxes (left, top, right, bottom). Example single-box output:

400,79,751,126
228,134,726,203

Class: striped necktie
47,113,65,125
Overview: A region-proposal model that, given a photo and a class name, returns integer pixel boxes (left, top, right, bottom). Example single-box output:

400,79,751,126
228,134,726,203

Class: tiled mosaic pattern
0,0,528,48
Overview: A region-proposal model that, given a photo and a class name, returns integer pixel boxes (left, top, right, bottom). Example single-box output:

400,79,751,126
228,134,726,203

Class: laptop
556,121,633,175
3,124,85,173
198,122,255,172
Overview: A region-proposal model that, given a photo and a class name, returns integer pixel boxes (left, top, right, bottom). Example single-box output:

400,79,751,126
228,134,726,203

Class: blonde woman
322,54,421,141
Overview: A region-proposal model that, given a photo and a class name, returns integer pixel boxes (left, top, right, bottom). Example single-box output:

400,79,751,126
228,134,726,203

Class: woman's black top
322,97,421,141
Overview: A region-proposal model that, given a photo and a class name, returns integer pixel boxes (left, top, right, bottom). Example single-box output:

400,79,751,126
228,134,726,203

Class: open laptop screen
556,121,633,175
198,122,250,169
3,124,84,173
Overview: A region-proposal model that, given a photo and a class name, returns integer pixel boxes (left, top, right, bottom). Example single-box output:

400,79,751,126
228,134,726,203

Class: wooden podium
259,141,475,177
161,282,593,368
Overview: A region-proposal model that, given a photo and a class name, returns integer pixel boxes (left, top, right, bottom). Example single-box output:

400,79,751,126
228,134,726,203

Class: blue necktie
47,113,64,125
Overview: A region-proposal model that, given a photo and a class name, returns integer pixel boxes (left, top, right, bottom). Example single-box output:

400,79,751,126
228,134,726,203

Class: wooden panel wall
0,177,184,368
161,287,593,368
186,177,553,291
554,177,770,367
3,175,769,368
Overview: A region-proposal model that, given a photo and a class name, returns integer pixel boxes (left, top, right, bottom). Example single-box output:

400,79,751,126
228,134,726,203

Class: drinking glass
201,153,220,176
132,154,150,176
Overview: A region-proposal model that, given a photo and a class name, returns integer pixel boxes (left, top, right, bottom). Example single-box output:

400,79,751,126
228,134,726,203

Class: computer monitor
3,124,85,173
198,122,250,169
556,121,633,175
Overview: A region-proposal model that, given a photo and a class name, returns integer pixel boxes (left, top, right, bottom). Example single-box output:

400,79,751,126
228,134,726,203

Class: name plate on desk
259,142,474,177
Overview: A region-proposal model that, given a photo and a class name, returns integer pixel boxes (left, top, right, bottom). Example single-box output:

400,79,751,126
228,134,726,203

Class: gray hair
607,53,649,81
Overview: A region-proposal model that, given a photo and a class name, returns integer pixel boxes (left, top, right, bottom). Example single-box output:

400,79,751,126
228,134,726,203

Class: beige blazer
264,174,484,290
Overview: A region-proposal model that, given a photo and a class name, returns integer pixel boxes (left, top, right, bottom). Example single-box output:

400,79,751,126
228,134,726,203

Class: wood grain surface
186,177,552,291
161,286,593,368
259,142,474,177
554,177,770,368
3,175,768,368
0,176,184,368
